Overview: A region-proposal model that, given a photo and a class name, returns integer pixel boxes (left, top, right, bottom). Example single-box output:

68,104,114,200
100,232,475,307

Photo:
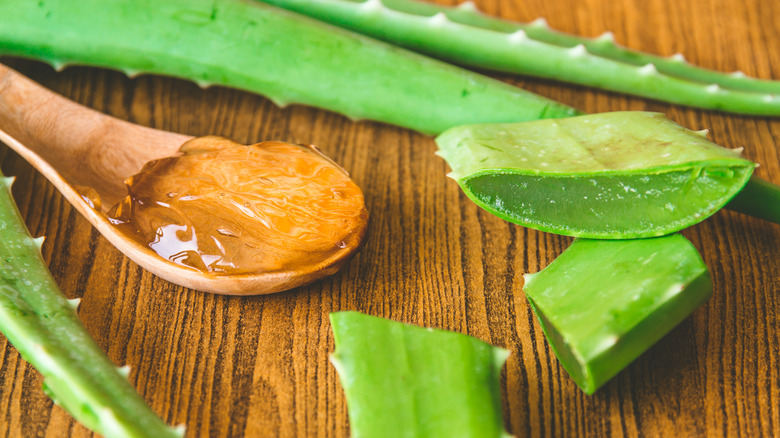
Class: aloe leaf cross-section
523,235,712,394
330,311,511,438
436,112,755,239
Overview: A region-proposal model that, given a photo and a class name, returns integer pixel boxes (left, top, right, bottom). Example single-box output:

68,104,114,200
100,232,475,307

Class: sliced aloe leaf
523,235,712,395
330,311,511,438
436,112,755,238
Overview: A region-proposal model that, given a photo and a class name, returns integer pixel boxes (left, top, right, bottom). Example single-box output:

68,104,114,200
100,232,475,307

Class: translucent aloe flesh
436,112,755,238
330,311,511,438
0,173,181,437
0,0,577,136
523,235,712,394
258,0,780,115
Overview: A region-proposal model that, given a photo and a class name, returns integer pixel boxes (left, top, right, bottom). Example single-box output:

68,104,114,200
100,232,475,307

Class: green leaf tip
436,111,755,239
523,235,712,394
330,311,511,438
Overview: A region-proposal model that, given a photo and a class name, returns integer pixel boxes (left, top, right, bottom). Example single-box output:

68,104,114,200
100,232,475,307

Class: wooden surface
1,0,778,436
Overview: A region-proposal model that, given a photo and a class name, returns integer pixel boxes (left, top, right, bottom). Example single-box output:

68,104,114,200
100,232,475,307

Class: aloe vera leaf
373,0,780,94
436,112,756,238
523,234,712,395
0,0,578,136
725,176,780,224
258,0,780,115
330,311,511,438
0,174,181,437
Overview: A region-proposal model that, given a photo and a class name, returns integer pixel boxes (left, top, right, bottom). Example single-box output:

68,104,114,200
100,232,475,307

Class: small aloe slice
330,311,511,438
436,112,755,239
0,173,181,437
523,235,712,394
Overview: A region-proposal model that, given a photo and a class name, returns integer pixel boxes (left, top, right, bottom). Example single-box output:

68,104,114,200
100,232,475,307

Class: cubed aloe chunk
523,235,712,394
330,311,511,438
436,112,755,238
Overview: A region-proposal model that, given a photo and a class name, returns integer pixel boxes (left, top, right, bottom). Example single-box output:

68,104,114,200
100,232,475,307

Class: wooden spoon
0,63,368,295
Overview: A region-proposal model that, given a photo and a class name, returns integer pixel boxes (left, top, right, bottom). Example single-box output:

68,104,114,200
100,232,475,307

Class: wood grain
1,0,778,436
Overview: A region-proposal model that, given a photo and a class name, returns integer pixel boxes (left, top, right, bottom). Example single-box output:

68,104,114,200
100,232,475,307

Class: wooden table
1,0,778,436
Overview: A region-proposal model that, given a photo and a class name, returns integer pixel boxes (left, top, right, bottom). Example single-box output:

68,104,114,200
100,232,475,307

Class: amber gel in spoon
106,136,368,276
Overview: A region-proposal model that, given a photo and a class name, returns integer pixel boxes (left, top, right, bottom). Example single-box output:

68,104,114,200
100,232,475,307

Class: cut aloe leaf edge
330,311,511,438
523,235,712,394
436,112,755,239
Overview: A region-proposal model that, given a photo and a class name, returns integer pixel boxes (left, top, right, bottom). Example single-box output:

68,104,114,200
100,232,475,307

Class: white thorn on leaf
3,176,15,188
51,61,67,72
507,29,528,44
531,17,548,28
174,424,187,437
124,69,140,79
670,53,686,62
597,31,615,43
457,1,477,12
731,147,744,154
568,44,587,57
429,12,448,26
360,0,382,12
118,365,131,377
763,94,775,103
694,128,710,138
270,97,289,109
706,84,721,93
731,70,746,78
194,80,212,89
33,236,46,249
638,63,658,75
67,297,81,311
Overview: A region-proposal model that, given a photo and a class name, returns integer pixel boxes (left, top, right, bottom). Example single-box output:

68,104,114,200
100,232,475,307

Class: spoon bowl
0,63,368,295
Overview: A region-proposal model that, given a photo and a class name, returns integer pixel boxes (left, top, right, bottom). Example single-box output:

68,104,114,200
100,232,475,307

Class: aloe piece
436,112,756,238
0,0,578,136
523,235,712,394
330,311,511,438
258,0,780,115
0,173,181,437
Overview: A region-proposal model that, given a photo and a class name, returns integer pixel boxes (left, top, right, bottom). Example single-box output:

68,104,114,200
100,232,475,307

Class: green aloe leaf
0,172,181,437
436,112,755,239
523,235,712,395
330,311,511,438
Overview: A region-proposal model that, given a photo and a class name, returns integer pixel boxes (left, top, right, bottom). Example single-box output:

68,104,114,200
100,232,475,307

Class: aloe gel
436,112,755,238
523,235,712,394
330,311,511,438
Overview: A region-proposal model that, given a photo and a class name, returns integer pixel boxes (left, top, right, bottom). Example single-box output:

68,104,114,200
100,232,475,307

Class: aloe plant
436,112,756,238
523,234,712,394
330,311,511,438
0,172,181,437
258,0,780,116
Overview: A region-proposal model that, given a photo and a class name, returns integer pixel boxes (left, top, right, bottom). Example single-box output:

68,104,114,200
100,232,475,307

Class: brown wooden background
1,0,779,436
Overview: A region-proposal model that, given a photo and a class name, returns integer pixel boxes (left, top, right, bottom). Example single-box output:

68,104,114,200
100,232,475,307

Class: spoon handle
0,63,191,205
